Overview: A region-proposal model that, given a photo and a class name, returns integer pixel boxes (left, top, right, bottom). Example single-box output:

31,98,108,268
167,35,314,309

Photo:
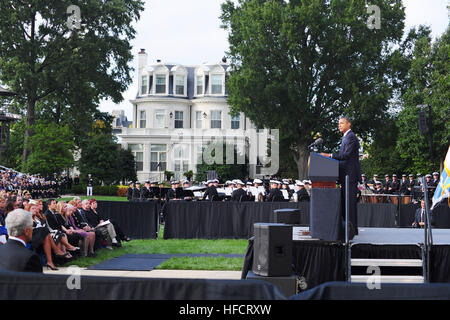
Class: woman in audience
56,201,82,249
26,200,71,270
89,198,130,243
66,203,96,257
42,199,79,257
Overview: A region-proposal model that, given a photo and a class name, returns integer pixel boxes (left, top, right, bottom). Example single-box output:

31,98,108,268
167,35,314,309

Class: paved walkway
44,267,242,280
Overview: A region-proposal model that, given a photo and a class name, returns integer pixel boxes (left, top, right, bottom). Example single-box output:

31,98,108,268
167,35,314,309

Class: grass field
56,195,248,271
56,195,127,202
66,226,249,271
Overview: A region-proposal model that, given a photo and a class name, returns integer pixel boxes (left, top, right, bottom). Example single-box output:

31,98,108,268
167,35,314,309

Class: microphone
308,138,323,148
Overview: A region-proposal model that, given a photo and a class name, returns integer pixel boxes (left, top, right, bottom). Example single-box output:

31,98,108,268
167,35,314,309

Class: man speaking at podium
321,116,361,239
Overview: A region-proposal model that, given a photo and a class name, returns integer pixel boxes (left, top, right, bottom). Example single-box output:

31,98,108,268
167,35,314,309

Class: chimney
138,48,147,71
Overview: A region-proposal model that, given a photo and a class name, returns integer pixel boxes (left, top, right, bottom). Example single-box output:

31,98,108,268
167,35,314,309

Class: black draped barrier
398,203,450,228
292,241,346,291
398,204,420,227
431,204,450,228
291,281,450,300
0,270,286,300
163,201,310,239
97,200,160,239
357,203,397,227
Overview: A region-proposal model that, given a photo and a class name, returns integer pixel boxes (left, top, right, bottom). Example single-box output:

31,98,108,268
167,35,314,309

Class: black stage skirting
97,200,160,239
163,201,310,239
0,270,285,300
93,199,450,240
291,281,450,300
242,228,450,291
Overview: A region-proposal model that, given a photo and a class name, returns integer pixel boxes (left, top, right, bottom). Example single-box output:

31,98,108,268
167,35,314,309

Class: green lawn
66,226,249,271
56,195,127,202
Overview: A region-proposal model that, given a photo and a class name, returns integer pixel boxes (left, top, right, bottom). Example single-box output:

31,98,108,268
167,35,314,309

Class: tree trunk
293,141,310,180
22,98,36,168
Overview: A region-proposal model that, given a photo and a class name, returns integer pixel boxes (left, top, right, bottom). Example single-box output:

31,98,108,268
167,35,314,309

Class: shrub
117,185,129,197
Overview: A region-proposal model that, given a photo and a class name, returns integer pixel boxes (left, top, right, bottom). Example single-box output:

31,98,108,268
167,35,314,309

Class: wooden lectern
308,152,338,188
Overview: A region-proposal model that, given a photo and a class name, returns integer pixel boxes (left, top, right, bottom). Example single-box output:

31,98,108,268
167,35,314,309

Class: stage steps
349,258,425,284
350,275,424,284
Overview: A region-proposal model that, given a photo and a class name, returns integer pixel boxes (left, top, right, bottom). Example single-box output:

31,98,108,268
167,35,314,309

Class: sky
99,0,450,119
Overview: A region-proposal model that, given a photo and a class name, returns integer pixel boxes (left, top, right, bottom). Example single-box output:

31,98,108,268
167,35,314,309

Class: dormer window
155,74,166,94
211,74,223,95
141,75,148,95
196,76,203,95
175,75,185,95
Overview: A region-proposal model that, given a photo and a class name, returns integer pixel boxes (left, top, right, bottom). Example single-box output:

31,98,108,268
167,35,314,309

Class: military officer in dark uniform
432,172,440,186
389,174,400,194
399,174,409,195
203,180,219,201
425,174,435,198
231,180,248,202
166,181,181,200
374,181,384,194
295,181,310,202
132,181,142,201
266,180,284,202
126,182,134,201
141,180,154,201
383,174,391,194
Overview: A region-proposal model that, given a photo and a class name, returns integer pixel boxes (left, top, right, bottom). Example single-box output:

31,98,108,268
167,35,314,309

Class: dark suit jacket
296,188,310,202
0,239,43,273
72,209,89,229
44,209,62,231
85,210,104,228
126,187,134,201
413,208,425,227
231,188,248,202
203,186,219,201
266,188,284,202
332,130,361,184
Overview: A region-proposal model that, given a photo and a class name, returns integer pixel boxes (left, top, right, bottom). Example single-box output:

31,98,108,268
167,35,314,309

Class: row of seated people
127,179,311,203
0,197,130,272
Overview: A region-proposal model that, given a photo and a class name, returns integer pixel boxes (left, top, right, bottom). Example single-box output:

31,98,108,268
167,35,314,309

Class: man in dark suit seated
231,180,248,201
0,209,42,273
412,199,427,228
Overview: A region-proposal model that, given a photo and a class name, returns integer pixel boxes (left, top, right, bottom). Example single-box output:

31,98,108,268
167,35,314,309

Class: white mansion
118,49,276,182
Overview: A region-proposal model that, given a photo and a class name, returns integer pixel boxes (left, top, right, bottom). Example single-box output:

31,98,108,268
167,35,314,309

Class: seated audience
0,209,42,273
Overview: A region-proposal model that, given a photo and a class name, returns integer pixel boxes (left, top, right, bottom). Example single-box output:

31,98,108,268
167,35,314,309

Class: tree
78,134,121,185
221,0,407,178
23,120,74,175
0,1,144,166
396,26,450,173
117,148,137,185
196,142,249,182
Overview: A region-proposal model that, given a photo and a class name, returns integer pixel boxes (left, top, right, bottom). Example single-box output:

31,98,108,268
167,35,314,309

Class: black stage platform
243,227,450,291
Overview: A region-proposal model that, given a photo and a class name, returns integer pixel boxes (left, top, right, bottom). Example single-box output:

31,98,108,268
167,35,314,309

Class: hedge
68,184,119,196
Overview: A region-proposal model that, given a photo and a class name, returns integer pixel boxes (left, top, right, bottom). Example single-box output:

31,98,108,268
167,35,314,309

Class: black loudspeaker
252,223,293,277
274,208,301,224
418,110,428,134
